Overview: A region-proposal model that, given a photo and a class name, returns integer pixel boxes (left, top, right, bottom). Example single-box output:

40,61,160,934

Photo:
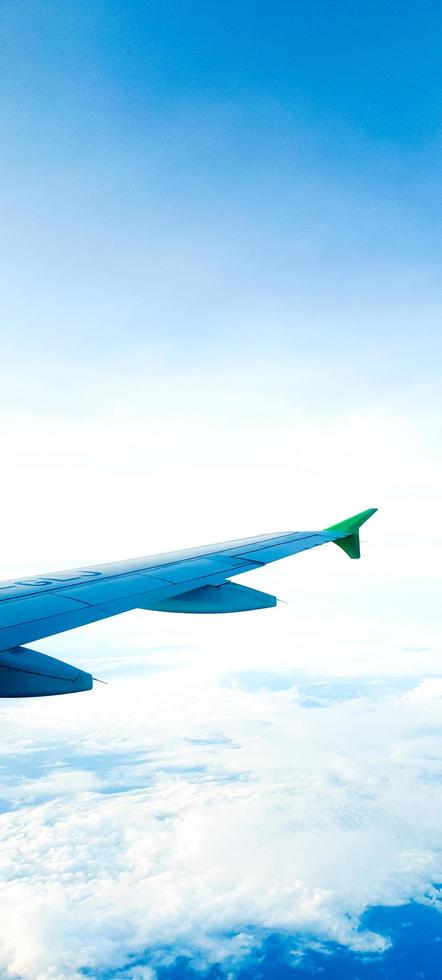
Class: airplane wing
0,508,377,697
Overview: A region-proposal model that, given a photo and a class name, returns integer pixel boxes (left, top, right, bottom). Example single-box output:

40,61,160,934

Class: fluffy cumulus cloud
1,631,442,980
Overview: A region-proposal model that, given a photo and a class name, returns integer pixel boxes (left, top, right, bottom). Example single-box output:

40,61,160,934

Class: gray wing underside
0,528,336,652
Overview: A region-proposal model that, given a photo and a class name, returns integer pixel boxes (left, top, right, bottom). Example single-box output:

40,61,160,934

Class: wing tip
324,507,378,560
324,507,378,536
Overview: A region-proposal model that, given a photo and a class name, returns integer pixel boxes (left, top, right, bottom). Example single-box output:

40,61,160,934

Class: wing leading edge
0,508,377,696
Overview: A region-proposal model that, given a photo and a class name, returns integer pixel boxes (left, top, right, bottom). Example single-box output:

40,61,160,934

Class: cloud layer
1,648,442,979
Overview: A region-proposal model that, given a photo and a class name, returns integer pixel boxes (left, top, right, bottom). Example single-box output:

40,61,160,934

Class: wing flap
59,572,170,604
141,556,249,584
234,533,328,564
0,593,88,628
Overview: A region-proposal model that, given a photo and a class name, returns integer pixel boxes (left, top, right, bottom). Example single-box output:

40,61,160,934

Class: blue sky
1,0,441,390
0,2,441,978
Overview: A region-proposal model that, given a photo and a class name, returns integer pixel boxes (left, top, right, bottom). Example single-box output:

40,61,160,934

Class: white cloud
0,662,441,978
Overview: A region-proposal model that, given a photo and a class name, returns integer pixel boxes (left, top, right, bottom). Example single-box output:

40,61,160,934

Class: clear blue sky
1,0,441,401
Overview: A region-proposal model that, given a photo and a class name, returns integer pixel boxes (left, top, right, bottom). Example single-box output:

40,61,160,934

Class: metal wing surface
0,508,377,696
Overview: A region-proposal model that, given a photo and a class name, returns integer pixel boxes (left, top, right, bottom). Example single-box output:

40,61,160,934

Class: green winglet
324,507,378,560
